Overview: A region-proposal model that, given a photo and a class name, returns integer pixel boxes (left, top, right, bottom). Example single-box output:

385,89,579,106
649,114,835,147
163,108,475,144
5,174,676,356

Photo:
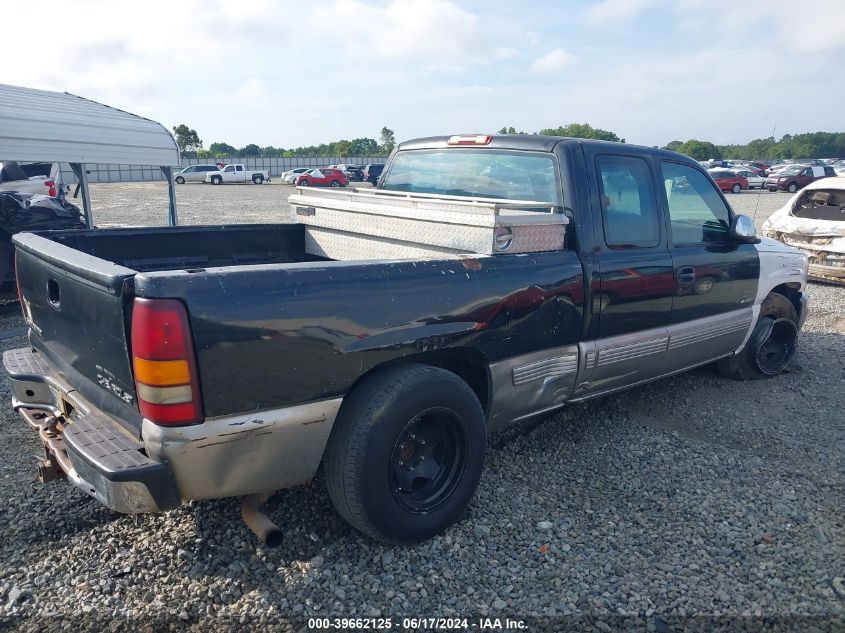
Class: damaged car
762,177,845,283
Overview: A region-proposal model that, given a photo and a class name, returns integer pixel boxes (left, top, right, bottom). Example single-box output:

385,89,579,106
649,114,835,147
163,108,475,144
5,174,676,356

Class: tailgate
13,232,142,433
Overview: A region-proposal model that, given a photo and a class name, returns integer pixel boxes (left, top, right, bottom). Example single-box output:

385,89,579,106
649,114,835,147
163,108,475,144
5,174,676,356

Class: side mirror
730,214,759,244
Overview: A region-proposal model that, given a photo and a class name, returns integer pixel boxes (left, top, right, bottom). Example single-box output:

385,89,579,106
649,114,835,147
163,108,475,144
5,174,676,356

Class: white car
281,167,313,184
730,168,766,189
762,177,845,284
0,161,63,196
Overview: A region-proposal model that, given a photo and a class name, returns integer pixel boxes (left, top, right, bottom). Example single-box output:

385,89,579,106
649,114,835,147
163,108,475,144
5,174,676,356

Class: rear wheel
325,364,486,544
717,293,799,380
731,183,742,194
252,174,264,184
175,176,185,184
331,180,342,187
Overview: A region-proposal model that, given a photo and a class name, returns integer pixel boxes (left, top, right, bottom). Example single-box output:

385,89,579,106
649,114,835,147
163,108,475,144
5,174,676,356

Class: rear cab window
381,149,562,206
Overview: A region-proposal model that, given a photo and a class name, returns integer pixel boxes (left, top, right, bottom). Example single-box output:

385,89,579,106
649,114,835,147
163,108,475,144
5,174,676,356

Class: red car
295,168,348,188
709,169,748,193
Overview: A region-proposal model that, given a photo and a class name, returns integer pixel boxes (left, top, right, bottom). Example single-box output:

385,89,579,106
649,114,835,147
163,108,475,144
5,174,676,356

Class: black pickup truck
4,134,809,545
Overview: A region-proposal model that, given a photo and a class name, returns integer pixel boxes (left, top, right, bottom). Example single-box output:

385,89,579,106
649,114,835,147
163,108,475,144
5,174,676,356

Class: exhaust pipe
242,491,284,548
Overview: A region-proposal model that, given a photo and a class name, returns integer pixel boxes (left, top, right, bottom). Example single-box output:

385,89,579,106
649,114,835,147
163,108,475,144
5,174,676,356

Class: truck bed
44,223,324,272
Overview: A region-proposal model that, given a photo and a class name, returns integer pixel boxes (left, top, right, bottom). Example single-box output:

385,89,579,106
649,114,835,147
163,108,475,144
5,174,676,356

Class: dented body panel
134,251,586,418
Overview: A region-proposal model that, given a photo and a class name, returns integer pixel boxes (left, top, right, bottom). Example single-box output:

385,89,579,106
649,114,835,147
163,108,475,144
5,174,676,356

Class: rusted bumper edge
3,347,180,513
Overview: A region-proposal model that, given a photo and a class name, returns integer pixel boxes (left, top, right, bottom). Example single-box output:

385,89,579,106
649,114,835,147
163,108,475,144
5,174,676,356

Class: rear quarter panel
134,253,585,417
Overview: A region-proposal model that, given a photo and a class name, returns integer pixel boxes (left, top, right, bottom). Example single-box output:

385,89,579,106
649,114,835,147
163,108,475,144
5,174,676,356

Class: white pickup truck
204,164,270,185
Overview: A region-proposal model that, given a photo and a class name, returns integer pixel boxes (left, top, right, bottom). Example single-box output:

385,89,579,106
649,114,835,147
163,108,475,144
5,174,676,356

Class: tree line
174,122,845,162
172,125,395,158
666,133,845,161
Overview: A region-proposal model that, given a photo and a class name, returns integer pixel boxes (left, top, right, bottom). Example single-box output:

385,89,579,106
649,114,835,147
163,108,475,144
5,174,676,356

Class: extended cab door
221,165,237,182
658,161,759,374
577,152,674,396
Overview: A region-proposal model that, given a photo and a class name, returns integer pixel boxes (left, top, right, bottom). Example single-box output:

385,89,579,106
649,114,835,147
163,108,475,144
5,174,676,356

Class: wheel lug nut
409,434,415,439
398,460,404,466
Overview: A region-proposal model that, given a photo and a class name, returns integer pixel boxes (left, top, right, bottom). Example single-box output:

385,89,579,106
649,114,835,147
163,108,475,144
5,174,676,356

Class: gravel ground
0,184,843,631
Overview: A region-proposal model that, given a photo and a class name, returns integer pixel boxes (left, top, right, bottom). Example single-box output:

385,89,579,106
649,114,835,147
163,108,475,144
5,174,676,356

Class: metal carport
0,83,180,227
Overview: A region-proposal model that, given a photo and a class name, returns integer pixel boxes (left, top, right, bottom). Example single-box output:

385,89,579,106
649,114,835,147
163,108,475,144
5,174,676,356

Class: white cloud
529,49,577,74
308,0,482,63
587,0,663,25
493,47,520,60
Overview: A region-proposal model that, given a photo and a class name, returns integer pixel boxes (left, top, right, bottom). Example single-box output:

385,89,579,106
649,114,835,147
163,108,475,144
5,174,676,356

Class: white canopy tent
0,83,180,227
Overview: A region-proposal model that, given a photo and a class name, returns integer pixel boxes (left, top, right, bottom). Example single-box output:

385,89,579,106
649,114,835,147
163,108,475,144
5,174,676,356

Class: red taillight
131,298,203,426
448,134,492,146
44,179,57,197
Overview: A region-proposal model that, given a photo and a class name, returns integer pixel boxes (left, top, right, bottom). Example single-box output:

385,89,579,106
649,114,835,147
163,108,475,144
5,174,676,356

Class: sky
5,0,844,150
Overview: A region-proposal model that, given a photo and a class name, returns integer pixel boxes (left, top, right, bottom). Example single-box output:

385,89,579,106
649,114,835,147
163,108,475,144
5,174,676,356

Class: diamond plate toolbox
289,187,567,260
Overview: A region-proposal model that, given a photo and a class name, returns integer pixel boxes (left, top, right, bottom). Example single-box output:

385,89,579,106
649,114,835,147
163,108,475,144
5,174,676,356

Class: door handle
677,266,696,282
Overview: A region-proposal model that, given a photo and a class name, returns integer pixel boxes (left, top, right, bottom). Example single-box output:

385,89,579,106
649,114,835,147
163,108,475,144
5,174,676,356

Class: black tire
211,176,222,185
299,180,309,186
330,180,342,187
787,182,798,193
717,293,799,380
175,176,185,184
252,174,264,184
731,183,742,194
325,364,486,544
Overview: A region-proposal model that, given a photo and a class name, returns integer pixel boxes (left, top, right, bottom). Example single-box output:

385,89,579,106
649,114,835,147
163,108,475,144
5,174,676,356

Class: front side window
224,165,234,172
661,162,731,244
381,149,561,205
596,154,660,248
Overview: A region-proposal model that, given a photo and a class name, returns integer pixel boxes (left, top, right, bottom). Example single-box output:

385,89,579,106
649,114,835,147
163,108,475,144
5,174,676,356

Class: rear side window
596,154,660,248
661,162,731,244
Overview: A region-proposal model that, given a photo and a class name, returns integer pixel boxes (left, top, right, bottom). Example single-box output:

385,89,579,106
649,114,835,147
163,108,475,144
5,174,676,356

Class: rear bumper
3,347,180,513
4,346,344,511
